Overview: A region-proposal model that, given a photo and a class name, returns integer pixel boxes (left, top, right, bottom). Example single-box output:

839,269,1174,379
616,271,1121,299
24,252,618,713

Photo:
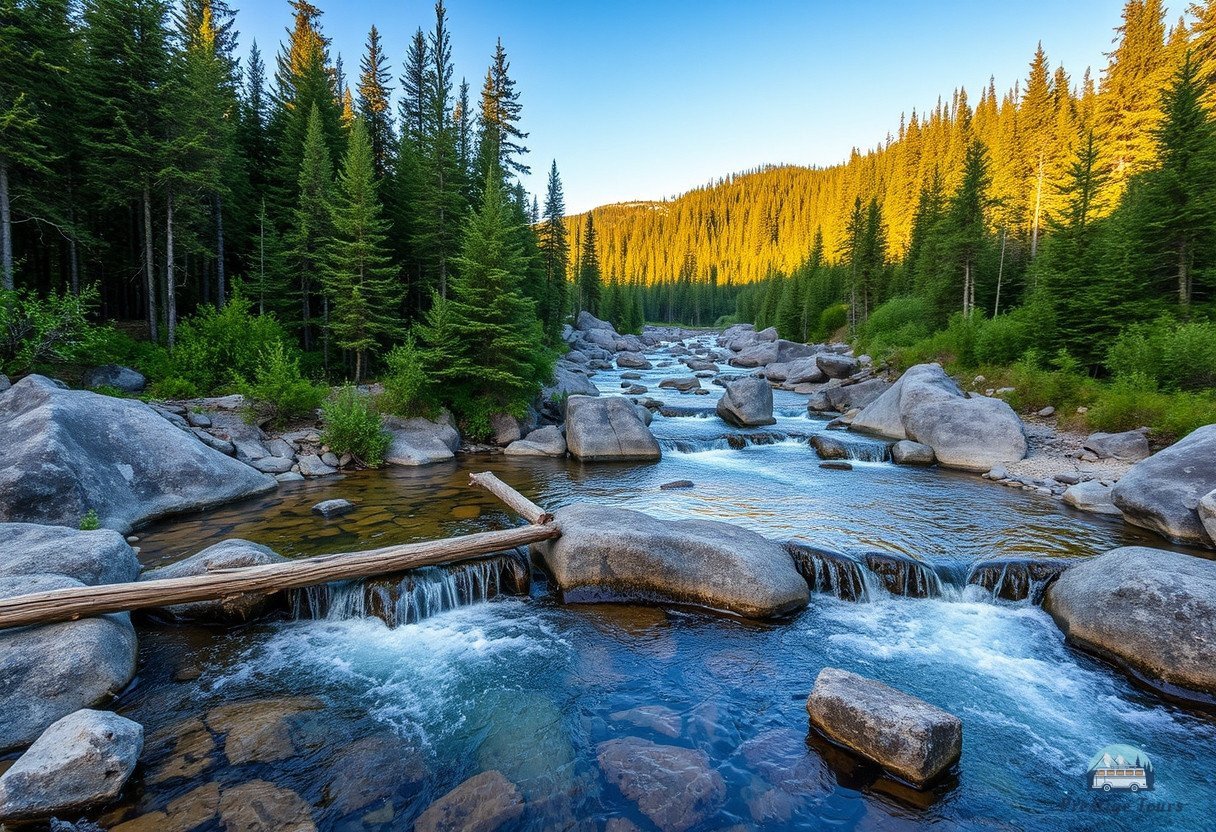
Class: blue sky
235,0,1146,213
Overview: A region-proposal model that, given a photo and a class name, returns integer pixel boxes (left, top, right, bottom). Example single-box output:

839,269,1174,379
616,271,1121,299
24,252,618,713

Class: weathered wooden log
469,471,553,524
0,524,558,630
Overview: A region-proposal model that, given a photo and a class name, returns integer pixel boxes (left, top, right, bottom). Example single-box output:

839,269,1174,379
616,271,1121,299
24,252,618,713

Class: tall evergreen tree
357,25,394,179
538,160,569,342
947,141,992,316
577,212,602,314
323,118,402,380
474,38,529,186
286,104,332,350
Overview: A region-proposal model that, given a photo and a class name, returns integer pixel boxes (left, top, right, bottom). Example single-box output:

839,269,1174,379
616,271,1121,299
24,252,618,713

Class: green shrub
858,296,933,355
974,307,1040,366
78,509,100,531
1106,316,1216,391
321,385,391,467
236,342,325,428
0,284,101,375
815,303,849,341
1001,350,1096,413
891,313,982,370
170,291,290,394
379,335,437,419
150,375,201,400
85,326,172,380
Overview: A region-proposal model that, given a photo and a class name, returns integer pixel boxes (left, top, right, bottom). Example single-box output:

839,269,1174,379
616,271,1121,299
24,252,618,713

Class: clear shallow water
111,336,1215,832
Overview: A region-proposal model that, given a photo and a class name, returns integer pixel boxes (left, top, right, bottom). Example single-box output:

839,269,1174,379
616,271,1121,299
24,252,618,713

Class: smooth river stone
414,770,524,832
596,736,726,832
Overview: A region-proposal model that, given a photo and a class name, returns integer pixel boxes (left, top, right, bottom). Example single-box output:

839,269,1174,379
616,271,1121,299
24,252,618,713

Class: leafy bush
815,303,849,341
1106,316,1216,391
974,307,1040,366
1000,350,1097,414
0,285,101,375
235,342,325,428
85,326,172,381
379,334,437,419
150,375,202,400
169,292,290,394
892,313,982,370
78,509,100,531
321,385,391,466
858,296,933,355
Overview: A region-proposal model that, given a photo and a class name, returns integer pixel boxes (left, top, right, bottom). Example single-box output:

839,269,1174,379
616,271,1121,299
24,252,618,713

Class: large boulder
504,425,567,457
891,440,935,466
1084,429,1151,462
616,352,653,370
728,339,817,369
824,378,891,413
0,709,142,821
816,354,858,380
764,357,826,385
806,667,962,787
564,396,660,462
0,523,139,586
383,413,460,466
850,364,1027,472
1044,547,1216,700
0,376,276,533
1111,425,1216,545
0,575,137,752
533,504,808,618
541,364,600,419
715,377,775,427
81,365,146,394
140,539,289,623
576,310,616,333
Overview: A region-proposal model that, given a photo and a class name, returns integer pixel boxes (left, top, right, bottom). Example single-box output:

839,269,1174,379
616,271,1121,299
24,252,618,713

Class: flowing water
99,336,1215,832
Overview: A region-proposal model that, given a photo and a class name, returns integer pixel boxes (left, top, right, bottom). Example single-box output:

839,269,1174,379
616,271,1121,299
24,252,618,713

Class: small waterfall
290,550,531,627
863,551,944,598
659,432,790,454
810,433,891,463
965,558,1070,604
786,543,879,602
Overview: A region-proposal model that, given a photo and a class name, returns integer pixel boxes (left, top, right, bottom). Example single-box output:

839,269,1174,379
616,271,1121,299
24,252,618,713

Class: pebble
312,499,356,518
1037,406,1056,417
659,480,694,490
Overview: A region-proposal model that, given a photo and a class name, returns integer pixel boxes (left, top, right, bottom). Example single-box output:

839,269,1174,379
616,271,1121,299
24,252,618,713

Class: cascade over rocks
0,709,144,821
532,504,808,618
1111,425,1216,545
806,667,962,788
715,377,776,427
564,396,661,461
1044,546,1216,700
0,376,276,533
383,412,461,466
849,364,1026,472
140,540,289,623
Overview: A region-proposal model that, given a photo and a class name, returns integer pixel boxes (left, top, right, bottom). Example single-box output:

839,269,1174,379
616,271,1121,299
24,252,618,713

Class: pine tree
538,161,569,342
422,170,551,428
286,105,332,350
947,141,992,316
577,212,602,314
323,118,403,380
357,25,394,179
474,38,529,187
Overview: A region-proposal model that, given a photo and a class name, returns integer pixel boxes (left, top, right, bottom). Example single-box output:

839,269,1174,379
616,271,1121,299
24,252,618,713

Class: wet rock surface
413,770,523,832
597,737,726,832
715,376,775,427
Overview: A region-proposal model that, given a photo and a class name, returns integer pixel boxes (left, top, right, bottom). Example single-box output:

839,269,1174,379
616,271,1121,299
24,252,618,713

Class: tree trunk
322,294,329,377
143,182,159,342
994,229,1007,317
0,156,13,291
1030,155,1044,259
165,189,177,347
301,273,312,350
1179,241,1191,310
215,193,226,308
962,260,972,316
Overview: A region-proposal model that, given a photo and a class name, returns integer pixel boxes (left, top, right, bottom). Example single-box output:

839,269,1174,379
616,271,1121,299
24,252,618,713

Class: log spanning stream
65,336,1214,832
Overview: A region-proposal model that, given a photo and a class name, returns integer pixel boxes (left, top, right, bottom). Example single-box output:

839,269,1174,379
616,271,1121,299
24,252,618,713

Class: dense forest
1,0,579,438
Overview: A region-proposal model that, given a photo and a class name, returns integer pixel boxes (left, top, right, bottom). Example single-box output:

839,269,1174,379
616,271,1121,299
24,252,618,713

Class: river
111,335,1215,832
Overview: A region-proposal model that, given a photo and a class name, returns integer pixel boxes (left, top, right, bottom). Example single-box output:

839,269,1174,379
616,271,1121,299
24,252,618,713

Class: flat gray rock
891,440,935,465
140,539,288,623
1084,429,1151,461
312,499,356,519
806,667,961,787
383,414,461,467
1044,546,1216,700
0,709,143,820
565,396,660,461
533,503,807,619
0,523,139,586
0,376,275,533
504,425,567,457
1062,480,1122,515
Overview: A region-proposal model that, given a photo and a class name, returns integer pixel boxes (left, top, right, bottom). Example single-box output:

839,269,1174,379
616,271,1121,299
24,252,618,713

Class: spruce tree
286,104,332,350
323,118,403,380
357,25,394,179
538,161,569,341
946,140,992,316
577,212,602,314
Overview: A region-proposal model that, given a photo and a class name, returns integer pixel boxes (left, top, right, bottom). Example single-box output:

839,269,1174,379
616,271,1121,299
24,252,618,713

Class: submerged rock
597,737,726,832
205,696,326,766
504,425,567,457
0,376,276,533
891,440,935,465
533,504,808,618
1044,546,1216,701
564,396,661,462
715,376,776,427
806,667,962,788
414,770,523,832
383,412,461,467
140,539,289,623
0,709,143,821
850,363,1027,472
658,376,701,393
218,780,316,832
1111,425,1216,545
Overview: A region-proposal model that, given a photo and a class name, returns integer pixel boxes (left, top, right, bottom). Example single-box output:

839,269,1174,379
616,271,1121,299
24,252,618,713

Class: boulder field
0,375,276,533
849,363,1027,472
1044,546,1216,702
532,504,809,618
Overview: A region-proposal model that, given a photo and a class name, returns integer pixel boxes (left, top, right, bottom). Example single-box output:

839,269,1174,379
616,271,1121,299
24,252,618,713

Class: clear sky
234,0,1150,213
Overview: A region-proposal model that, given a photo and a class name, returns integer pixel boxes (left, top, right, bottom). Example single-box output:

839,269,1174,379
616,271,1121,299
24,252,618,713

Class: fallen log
0,472,559,630
469,471,553,524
